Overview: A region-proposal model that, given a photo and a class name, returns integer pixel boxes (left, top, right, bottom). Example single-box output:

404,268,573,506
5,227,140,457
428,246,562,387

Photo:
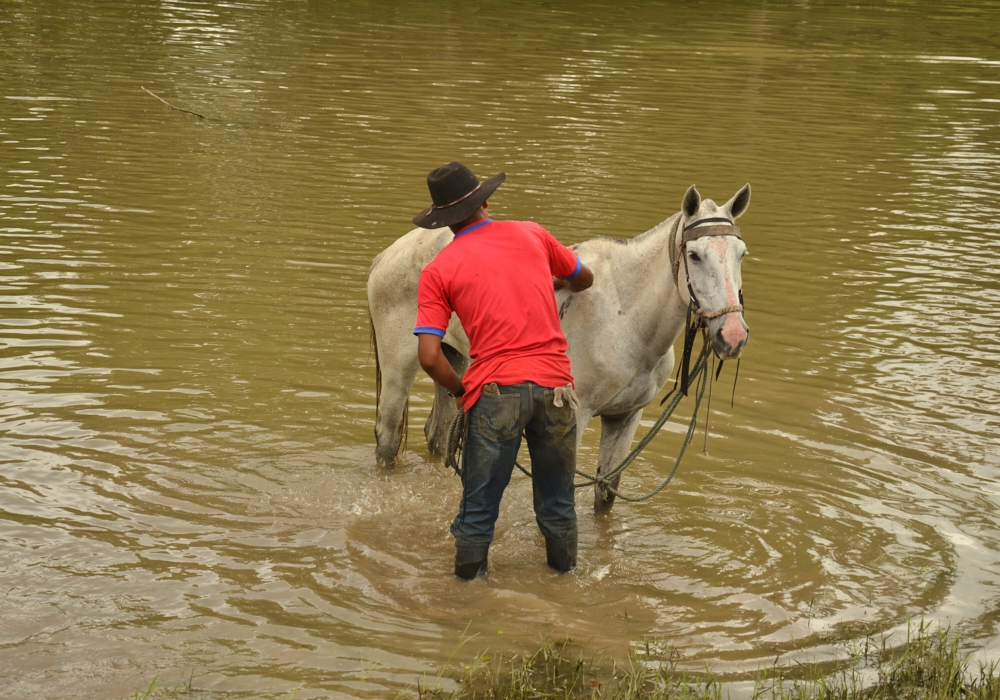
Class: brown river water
1,1,999,697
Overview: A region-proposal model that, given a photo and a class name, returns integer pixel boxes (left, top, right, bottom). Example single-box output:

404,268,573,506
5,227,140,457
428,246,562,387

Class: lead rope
443,406,466,477
703,354,714,455
444,336,713,503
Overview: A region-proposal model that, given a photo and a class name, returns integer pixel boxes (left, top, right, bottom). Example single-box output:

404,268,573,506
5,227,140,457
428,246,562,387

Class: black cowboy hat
412,161,505,229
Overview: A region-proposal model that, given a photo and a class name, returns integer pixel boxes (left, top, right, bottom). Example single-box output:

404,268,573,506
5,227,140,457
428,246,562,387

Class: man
411,161,594,579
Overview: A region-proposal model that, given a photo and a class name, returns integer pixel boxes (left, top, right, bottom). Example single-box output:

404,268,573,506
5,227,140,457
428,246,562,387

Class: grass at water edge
124,621,1000,699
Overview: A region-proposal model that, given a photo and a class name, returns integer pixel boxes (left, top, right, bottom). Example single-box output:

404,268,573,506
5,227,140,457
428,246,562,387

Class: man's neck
450,213,489,235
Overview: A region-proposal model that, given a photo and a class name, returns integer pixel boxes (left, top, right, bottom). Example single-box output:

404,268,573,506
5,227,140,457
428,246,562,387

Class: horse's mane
578,214,678,256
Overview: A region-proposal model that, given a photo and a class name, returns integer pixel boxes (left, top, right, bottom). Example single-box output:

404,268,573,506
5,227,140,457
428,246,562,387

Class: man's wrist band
448,389,465,398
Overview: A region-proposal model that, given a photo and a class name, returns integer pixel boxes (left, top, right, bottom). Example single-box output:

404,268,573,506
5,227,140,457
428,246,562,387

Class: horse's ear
682,185,701,217
724,183,751,219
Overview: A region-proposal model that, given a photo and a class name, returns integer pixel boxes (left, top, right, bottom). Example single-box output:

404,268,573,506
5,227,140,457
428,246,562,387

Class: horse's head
677,183,751,360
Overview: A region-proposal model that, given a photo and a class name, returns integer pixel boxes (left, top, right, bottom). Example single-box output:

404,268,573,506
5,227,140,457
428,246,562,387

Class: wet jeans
451,382,578,562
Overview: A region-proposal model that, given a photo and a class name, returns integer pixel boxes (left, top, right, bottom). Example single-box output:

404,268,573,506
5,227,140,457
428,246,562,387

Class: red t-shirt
414,219,582,410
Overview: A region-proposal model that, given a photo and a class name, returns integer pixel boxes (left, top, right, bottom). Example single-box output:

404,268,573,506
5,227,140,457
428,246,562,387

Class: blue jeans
451,382,578,561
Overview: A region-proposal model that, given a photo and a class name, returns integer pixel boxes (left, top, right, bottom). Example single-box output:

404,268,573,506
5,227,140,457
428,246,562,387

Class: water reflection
1,0,999,697
826,67,1000,472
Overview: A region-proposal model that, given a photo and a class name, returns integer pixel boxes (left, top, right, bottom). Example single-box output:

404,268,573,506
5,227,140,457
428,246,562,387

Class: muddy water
1,0,999,697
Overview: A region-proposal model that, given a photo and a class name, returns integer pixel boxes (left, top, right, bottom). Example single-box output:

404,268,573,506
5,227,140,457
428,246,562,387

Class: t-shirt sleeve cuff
413,326,446,337
563,255,582,280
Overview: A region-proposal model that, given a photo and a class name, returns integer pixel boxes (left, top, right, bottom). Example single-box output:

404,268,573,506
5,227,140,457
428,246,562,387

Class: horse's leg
424,343,469,454
593,409,644,513
372,317,420,467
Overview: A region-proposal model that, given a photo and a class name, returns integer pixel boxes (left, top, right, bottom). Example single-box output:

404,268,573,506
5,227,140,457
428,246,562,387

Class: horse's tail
369,308,381,424
368,260,407,461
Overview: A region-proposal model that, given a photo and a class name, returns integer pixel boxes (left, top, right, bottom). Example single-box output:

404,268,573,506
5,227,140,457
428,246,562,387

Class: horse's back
367,227,453,313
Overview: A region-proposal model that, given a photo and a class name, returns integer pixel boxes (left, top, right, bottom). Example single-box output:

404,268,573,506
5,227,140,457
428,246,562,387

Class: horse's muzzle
710,312,749,359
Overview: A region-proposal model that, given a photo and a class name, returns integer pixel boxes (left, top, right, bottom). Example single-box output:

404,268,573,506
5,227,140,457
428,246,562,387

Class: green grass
417,621,1000,700
125,621,1000,700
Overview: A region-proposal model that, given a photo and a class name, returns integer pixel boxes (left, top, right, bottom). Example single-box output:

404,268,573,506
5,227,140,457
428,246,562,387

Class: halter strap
668,216,682,282
684,216,734,231
684,223,742,242
700,304,744,320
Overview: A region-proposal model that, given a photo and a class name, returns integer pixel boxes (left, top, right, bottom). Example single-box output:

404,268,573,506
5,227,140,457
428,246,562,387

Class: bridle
669,216,744,315
667,215,746,395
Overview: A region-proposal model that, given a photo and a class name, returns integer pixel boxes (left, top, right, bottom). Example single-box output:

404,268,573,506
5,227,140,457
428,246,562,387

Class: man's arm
546,236,593,293
417,333,464,399
565,263,593,292
415,265,464,403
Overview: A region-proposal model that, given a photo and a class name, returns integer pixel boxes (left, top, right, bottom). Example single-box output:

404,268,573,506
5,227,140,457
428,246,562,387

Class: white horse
367,184,751,512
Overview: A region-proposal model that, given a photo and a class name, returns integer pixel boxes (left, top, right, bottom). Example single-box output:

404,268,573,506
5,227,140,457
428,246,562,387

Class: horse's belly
583,349,674,418
595,377,659,416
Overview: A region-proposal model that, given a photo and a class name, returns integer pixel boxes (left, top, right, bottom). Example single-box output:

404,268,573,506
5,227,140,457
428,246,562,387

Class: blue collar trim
455,218,493,237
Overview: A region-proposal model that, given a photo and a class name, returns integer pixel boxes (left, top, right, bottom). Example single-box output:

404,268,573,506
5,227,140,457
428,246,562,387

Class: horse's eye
688,251,701,263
